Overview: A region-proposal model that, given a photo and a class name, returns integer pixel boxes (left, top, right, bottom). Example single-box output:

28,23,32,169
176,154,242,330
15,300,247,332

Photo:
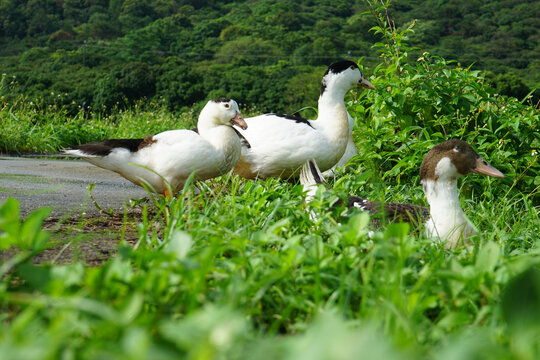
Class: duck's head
420,139,504,182
320,60,375,96
201,98,247,130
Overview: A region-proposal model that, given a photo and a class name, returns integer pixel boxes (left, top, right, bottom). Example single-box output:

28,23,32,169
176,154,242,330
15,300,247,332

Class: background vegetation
0,1,539,358
0,0,538,114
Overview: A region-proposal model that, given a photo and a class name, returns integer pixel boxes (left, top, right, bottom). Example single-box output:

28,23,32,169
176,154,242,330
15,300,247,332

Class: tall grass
0,94,197,154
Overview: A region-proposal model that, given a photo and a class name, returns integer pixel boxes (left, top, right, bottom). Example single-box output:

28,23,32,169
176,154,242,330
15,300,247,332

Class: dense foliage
0,0,538,114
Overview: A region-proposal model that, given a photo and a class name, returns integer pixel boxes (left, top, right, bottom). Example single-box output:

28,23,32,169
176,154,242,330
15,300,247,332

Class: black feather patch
211,97,231,103
309,160,325,185
320,60,360,96
233,128,251,148
267,113,314,129
73,137,155,156
325,60,359,75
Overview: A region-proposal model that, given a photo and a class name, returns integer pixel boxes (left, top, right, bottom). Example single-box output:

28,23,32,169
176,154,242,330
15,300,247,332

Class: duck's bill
230,112,248,130
473,156,505,178
360,78,375,90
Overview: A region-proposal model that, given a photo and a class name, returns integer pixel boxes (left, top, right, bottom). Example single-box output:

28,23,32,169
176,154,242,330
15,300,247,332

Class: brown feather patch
138,135,156,150
234,159,258,179
345,195,429,232
420,139,478,181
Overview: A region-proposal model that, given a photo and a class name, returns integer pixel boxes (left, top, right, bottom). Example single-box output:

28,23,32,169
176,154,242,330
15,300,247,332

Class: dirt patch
2,208,153,267
38,213,140,266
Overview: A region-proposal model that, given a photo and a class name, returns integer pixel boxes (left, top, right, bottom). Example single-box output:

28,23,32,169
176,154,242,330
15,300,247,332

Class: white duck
63,98,247,196
233,60,374,180
300,139,504,248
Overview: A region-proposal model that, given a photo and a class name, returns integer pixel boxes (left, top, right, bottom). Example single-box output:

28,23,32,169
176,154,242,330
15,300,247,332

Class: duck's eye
350,65,355,70
454,145,462,152
224,103,230,109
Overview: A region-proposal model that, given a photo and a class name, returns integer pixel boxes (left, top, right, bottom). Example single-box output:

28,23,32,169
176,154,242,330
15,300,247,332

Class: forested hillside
0,0,538,114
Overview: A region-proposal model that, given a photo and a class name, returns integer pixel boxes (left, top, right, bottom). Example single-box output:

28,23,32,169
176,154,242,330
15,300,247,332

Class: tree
484,72,532,100
0,0,27,38
156,60,204,111
214,37,282,66
93,62,156,111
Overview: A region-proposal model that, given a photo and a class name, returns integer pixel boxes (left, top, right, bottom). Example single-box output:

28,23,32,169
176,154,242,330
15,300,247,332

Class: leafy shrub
347,5,538,205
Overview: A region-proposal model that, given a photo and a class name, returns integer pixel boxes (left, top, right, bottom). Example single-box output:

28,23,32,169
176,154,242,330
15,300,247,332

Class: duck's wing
232,113,323,179
63,136,155,157
382,202,430,227
235,113,316,143
266,113,315,129
348,196,429,229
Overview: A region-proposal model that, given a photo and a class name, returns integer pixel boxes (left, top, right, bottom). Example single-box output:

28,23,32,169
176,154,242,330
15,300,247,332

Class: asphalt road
0,156,149,217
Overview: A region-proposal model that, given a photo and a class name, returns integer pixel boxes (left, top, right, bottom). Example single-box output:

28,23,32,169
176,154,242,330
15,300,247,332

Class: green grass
1,13,539,358
0,170,539,359
0,98,198,154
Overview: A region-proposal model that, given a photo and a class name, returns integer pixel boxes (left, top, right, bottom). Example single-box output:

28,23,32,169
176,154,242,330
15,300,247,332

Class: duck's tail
299,159,327,202
61,148,97,158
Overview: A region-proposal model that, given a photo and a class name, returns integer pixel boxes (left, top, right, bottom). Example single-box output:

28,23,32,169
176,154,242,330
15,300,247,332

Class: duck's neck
199,125,238,151
422,178,475,246
314,84,350,148
317,79,350,119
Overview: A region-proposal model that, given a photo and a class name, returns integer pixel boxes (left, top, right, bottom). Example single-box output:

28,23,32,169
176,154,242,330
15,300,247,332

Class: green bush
347,7,538,204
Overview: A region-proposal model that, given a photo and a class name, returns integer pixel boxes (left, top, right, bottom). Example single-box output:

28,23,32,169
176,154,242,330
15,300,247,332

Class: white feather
322,112,359,177
422,158,476,248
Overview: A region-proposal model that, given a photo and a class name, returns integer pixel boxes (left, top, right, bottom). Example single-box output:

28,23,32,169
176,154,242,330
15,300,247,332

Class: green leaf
122,327,150,359
437,311,473,331
0,198,50,251
448,260,466,298
160,305,247,353
19,207,51,250
502,266,540,329
0,197,21,250
475,241,501,274
0,197,20,226
164,230,192,260
17,263,52,291
349,212,370,234
384,222,410,239
120,292,144,325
